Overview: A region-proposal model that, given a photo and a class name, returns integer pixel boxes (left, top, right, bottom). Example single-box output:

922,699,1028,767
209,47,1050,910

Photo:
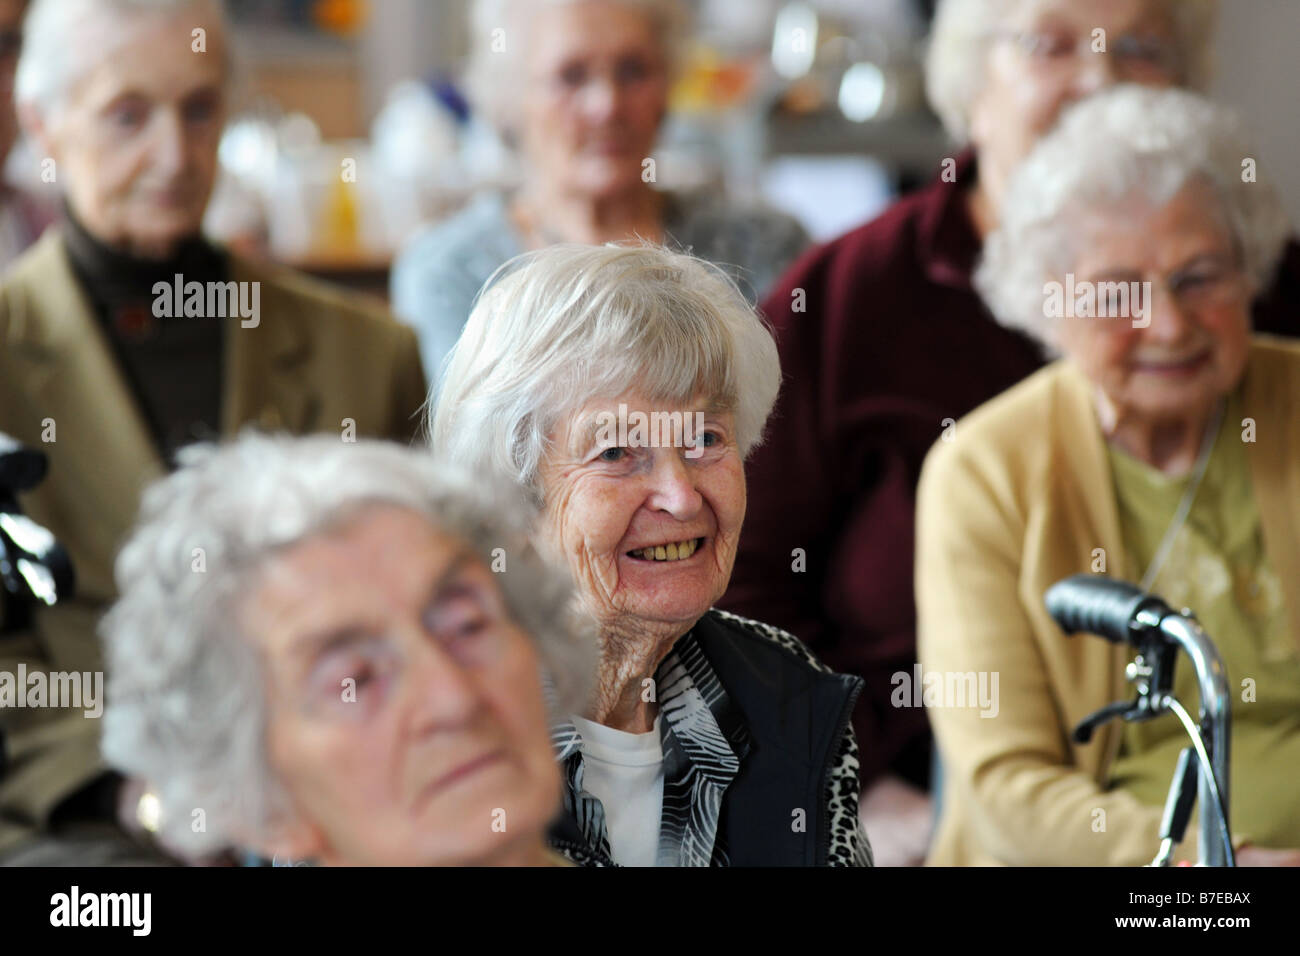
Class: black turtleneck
61,206,228,465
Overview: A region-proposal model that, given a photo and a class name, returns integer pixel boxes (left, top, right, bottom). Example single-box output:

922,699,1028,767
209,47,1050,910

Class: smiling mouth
626,537,704,562
1133,352,1211,374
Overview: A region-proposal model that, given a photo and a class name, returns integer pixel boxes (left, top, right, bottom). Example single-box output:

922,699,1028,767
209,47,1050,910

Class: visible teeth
632,539,699,561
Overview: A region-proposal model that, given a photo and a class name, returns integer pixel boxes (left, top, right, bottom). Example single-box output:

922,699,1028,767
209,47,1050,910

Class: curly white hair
975,85,1290,352
100,431,595,857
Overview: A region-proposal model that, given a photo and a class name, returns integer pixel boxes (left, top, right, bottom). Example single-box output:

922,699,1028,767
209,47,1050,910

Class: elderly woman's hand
859,774,933,867
1236,845,1300,867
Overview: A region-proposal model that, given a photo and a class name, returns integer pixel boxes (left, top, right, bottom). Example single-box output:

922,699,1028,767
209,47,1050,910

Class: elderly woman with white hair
917,86,1300,867
0,0,424,864
723,0,1300,868
433,243,871,866
100,433,592,866
391,0,809,384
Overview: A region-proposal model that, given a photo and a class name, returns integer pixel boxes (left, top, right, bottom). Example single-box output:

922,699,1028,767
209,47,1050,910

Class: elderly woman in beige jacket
0,0,424,864
916,86,1300,867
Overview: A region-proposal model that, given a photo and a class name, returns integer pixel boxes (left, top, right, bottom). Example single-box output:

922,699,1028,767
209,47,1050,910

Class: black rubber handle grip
1045,574,1171,644
0,434,47,494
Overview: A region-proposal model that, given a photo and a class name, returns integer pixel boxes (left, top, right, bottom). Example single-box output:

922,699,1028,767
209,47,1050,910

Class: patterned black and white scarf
550,629,753,867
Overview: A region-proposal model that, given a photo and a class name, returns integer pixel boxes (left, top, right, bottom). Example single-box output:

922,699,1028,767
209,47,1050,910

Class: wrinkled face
243,505,561,867
518,0,669,199
537,391,746,634
0,0,25,163
1056,180,1252,425
36,8,227,256
970,0,1180,188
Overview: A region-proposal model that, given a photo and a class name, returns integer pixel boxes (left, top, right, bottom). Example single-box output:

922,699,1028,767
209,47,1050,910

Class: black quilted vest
550,610,863,866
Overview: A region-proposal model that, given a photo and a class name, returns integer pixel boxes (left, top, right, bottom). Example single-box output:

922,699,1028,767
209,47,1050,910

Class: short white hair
976,85,1290,352
925,0,1219,143
431,243,781,503
465,0,690,139
101,432,595,858
16,0,232,119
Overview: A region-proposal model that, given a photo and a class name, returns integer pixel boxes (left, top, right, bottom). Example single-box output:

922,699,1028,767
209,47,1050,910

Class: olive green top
1106,394,1300,848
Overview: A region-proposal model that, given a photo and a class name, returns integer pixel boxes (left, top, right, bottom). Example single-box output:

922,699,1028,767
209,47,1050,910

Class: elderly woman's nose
404,632,484,728
580,75,620,120
1072,50,1120,98
1144,283,1195,341
644,451,704,518
149,109,189,175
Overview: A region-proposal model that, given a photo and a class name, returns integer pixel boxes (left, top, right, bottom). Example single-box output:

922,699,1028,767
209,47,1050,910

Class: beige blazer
916,339,1300,866
0,230,427,854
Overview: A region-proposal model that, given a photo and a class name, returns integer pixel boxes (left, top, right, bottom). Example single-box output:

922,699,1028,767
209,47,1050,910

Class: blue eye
599,447,626,462
700,432,718,448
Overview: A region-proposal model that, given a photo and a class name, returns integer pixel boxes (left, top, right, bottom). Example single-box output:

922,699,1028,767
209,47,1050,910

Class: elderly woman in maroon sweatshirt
721,0,1300,866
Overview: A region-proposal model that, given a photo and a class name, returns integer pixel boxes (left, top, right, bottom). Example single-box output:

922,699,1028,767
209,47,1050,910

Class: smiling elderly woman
100,434,593,866
433,244,871,866
917,86,1300,867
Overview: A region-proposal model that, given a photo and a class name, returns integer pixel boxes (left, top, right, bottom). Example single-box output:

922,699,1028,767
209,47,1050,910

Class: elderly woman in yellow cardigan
916,86,1300,867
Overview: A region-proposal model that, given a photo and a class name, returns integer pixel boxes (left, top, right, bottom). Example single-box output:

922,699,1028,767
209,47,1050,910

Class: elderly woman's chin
613,535,733,626
279,733,564,868
571,151,651,199
396,764,562,867
107,185,212,247
132,205,207,245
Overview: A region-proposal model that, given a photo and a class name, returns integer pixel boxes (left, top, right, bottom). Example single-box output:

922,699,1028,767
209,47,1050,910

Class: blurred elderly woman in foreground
392,0,808,382
434,244,870,866
917,86,1300,866
101,434,592,866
